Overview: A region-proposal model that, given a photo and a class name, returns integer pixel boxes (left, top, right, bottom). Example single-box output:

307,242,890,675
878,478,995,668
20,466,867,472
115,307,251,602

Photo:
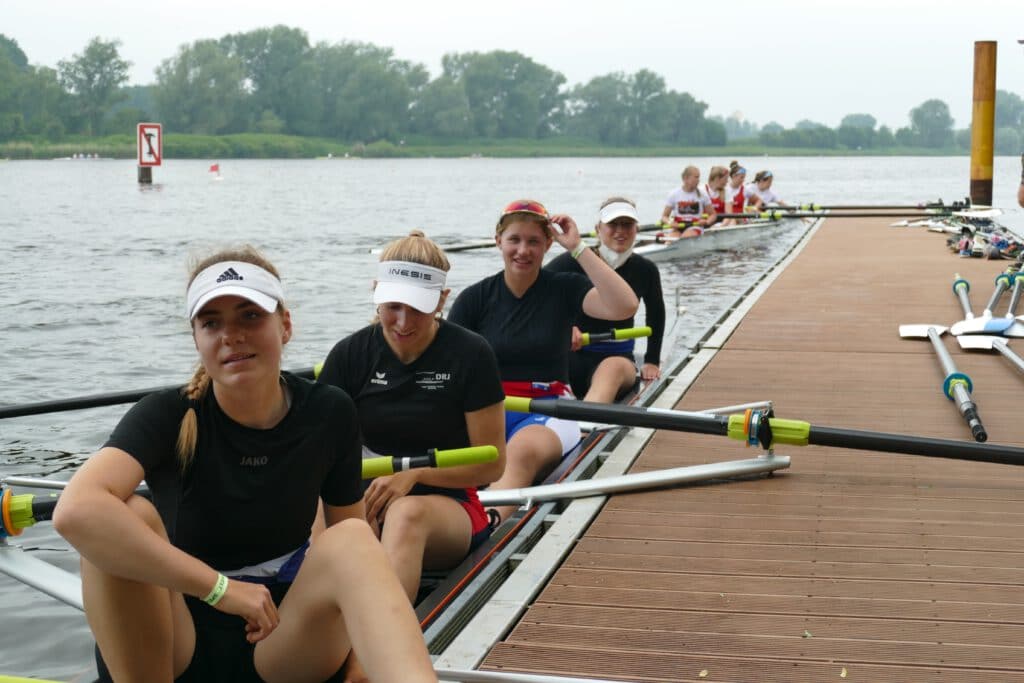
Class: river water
1,155,1023,680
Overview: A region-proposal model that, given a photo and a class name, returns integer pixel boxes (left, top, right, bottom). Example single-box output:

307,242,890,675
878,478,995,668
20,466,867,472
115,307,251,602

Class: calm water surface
2,156,1023,679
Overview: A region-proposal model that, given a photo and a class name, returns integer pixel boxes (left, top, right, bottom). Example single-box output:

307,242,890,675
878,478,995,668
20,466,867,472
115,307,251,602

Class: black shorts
568,351,636,400
96,583,347,682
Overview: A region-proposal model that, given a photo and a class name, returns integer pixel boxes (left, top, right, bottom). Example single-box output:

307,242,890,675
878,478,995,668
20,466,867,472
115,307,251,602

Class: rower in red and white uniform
745,169,789,210
722,161,748,225
659,165,717,238
705,166,728,216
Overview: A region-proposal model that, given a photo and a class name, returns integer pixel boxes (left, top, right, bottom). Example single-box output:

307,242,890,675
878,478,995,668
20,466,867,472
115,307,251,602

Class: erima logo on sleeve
371,371,388,386
216,268,243,282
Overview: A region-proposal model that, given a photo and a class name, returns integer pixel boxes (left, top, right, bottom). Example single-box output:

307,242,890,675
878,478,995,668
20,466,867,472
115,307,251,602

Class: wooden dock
475,217,1024,681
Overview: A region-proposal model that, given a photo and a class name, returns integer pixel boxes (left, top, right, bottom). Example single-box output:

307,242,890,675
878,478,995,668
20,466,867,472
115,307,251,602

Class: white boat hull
633,219,804,262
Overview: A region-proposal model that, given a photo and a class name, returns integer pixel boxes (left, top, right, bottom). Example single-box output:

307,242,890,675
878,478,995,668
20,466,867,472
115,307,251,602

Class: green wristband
570,243,586,259
202,573,229,606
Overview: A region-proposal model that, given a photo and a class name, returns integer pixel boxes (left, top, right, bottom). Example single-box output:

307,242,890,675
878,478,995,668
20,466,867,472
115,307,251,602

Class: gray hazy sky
6,0,1024,130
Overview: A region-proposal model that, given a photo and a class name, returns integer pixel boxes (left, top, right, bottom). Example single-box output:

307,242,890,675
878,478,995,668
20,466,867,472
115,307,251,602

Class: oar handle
1,488,58,537
579,327,652,346
361,445,498,479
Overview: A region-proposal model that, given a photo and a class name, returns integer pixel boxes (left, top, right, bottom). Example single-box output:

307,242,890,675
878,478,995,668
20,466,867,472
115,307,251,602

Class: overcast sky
6,0,1024,130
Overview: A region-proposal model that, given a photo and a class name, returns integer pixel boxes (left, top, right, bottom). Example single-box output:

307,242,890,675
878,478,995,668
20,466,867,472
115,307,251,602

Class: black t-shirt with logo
317,320,504,500
103,372,362,571
447,269,591,382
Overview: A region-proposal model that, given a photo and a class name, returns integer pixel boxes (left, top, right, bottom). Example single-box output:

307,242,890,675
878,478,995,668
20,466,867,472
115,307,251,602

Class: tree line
2,28,1023,153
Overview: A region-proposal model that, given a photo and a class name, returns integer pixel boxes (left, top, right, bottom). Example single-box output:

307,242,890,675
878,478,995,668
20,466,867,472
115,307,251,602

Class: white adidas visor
373,260,447,314
599,201,640,224
186,261,285,321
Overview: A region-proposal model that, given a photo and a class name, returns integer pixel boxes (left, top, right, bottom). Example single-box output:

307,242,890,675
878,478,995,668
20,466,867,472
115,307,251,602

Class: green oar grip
361,445,499,479
580,326,653,346
1,489,43,536
505,396,532,413
767,418,812,446
952,276,969,295
433,445,498,468
726,414,811,447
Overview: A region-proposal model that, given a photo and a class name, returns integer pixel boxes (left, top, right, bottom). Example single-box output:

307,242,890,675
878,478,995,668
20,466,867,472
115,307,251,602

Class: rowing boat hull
633,218,801,262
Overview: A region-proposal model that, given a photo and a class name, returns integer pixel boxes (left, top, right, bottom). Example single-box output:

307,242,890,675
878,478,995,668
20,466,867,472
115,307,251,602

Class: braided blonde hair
176,246,283,470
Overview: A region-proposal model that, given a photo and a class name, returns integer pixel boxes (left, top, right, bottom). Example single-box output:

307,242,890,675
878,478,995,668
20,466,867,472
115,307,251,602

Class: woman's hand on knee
217,579,279,643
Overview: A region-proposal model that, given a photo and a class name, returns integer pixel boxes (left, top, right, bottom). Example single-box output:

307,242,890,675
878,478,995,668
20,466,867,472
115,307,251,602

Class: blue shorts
505,408,582,457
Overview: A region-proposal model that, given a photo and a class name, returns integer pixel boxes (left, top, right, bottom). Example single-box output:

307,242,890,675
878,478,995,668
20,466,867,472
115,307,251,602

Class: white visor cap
373,260,447,314
599,201,640,224
186,261,285,321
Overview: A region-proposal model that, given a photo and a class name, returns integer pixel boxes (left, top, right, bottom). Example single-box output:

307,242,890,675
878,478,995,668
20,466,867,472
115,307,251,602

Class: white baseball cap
373,260,447,314
186,261,285,321
599,201,640,224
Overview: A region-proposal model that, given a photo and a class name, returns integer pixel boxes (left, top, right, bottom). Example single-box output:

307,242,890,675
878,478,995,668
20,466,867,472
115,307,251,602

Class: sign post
136,122,162,184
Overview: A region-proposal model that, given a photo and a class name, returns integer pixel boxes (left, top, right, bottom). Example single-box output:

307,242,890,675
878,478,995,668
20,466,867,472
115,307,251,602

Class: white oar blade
899,324,947,338
950,316,1014,336
956,335,1000,350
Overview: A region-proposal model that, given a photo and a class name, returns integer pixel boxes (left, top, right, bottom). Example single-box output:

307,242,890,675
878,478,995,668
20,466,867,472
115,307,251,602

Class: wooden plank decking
480,217,1024,681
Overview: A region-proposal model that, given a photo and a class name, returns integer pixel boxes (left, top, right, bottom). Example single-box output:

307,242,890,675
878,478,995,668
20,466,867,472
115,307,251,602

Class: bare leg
381,495,472,600
583,357,636,404
487,424,562,524
81,495,195,683
254,518,436,683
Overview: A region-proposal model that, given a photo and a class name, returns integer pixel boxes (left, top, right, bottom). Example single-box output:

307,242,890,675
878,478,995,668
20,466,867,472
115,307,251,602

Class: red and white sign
137,123,162,166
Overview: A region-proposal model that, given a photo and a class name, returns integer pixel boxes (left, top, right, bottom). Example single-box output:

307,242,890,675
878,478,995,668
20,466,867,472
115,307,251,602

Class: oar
778,200,966,211
478,456,788,507
956,335,1024,376
370,238,496,255
505,389,1018,463
0,446,498,538
578,326,651,347
0,367,318,419
897,324,987,442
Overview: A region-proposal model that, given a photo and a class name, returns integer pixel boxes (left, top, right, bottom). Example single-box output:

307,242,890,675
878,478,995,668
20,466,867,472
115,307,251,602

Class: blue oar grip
952,277,969,295
942,372,972,400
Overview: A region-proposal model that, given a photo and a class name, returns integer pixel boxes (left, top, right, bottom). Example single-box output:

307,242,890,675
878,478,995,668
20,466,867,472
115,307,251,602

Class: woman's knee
381,497,431,542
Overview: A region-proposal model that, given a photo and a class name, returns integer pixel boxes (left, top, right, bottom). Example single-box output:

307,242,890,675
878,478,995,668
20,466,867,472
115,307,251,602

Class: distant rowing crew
659,161,786,238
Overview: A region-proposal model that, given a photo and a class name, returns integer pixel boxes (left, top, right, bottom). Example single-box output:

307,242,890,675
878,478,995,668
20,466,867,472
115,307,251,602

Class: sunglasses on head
501,200,549,220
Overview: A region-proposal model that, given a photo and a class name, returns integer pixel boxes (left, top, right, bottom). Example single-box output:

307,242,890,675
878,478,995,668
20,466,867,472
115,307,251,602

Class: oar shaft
1,367,317,419
984,275,1011,316
994,341,1024,375
505,396,728,436
926,328,958,377
806,425,1014,464
952,275,973,319
1006,277,1024,318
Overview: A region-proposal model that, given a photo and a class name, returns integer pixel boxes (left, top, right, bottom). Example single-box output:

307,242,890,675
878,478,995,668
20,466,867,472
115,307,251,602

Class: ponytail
176,365,212,470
